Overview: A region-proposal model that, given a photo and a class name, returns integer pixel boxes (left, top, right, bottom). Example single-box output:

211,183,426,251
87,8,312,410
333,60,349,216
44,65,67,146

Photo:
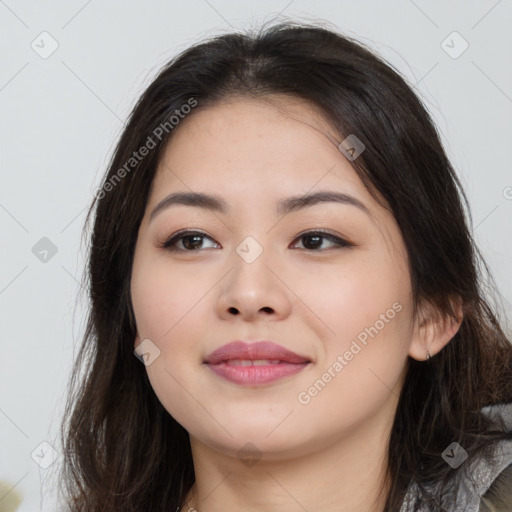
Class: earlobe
408,298,463,361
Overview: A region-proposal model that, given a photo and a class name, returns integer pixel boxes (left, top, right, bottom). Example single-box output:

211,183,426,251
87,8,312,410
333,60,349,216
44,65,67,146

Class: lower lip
206,362,309,385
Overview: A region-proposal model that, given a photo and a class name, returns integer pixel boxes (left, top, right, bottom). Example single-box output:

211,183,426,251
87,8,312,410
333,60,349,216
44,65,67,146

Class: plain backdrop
1,1,511,510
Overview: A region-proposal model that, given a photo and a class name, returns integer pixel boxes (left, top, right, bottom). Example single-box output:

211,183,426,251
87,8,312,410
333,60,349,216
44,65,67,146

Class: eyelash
159,229,353,252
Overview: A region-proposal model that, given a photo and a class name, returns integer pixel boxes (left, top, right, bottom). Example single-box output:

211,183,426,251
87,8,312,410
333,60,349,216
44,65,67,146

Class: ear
408,297,463,361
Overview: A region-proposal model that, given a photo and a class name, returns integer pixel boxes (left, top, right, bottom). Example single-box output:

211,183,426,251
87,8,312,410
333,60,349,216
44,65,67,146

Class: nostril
260,306,274,314
228,307,239,315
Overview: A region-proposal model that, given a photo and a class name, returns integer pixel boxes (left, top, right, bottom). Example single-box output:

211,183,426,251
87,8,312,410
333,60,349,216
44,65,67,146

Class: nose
215,249,292,322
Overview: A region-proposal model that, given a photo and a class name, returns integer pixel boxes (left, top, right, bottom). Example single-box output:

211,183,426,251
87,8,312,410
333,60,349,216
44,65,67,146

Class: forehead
152,95,370,200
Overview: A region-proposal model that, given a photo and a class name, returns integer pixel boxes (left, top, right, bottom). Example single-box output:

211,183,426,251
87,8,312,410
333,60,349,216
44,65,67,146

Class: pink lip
204,341,311,386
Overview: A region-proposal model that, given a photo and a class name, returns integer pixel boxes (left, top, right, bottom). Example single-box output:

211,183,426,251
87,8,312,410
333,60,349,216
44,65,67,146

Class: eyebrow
149,190,371,222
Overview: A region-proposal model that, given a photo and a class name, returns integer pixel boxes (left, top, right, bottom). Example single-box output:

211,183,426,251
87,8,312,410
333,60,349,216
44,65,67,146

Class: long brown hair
60,21,512,511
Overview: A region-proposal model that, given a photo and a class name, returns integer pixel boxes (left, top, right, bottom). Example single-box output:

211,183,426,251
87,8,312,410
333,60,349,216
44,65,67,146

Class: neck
181,404,394,512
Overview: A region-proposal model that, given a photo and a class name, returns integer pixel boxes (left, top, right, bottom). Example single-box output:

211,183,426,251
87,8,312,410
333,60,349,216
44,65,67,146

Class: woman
60,21,512,511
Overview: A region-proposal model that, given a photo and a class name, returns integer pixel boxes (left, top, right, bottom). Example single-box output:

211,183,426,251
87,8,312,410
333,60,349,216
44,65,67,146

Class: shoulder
400,403,512,512
479,462,512,511
461,402,512,511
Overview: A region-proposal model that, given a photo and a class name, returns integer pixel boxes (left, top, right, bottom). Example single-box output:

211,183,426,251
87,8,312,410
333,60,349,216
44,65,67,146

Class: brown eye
161,230,219,251
179,234,206,250
291,231,352,251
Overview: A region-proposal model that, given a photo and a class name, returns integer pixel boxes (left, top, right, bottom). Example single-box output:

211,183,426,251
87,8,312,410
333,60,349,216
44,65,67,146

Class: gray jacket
400,403,512,511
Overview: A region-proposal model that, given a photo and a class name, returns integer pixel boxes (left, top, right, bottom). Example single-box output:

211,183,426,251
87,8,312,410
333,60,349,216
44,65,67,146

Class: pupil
184,235,202,250
303,235,321,249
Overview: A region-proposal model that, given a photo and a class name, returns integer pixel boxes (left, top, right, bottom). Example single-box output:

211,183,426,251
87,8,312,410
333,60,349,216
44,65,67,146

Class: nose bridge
216,234,291,320
230,234,274,299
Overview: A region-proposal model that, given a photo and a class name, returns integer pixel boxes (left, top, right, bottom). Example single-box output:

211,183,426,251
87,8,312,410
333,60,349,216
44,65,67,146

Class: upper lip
204,341,311,365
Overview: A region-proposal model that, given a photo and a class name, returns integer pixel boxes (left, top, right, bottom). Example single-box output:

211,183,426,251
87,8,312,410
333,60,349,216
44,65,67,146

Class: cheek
295,304,412,440
131,256,209,341
130,252,220,395
131,262,210,427
291,252,413,399
288,250,409,346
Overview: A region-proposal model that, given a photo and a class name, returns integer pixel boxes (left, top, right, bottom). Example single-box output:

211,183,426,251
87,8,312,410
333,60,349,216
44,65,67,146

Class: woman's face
130,96,421,460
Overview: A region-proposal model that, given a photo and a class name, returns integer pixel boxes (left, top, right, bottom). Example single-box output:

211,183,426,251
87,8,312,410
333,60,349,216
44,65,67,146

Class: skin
130,95,462,512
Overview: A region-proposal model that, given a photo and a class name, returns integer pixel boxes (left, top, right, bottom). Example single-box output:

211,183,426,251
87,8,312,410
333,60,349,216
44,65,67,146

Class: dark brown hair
60,21,512,511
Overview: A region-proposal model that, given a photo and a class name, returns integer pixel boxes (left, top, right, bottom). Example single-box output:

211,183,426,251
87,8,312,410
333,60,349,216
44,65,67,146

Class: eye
160,230,220,251
159,229,352,252
290,230,352,251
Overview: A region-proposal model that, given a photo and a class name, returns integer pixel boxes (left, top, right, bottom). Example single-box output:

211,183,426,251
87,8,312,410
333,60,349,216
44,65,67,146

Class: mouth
204,341,311,385
223,359,291,366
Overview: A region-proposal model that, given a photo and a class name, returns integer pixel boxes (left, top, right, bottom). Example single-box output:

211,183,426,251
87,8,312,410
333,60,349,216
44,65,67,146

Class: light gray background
1,1,511,510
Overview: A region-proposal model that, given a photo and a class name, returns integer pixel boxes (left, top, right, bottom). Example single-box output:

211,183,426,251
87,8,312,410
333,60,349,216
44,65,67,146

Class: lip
205,341,310,365
204,341,311,386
